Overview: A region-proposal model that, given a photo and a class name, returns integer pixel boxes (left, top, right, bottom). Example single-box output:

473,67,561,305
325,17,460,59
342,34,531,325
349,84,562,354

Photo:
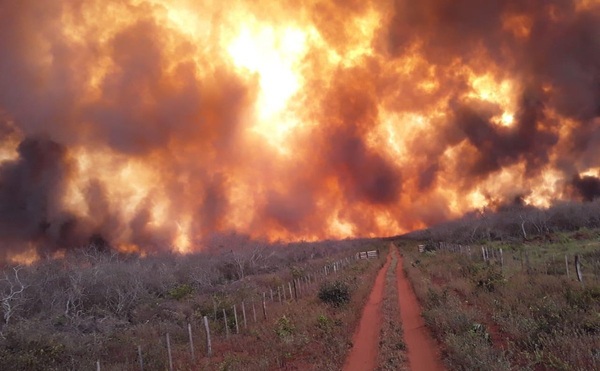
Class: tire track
343,251,392,371
395,244,446,371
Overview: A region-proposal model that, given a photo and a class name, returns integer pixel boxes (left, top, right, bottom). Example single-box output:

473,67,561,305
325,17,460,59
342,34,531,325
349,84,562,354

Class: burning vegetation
1,0,600,261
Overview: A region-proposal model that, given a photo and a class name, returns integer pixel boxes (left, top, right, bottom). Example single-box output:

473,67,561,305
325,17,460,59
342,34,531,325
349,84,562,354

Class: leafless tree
0,266,28,332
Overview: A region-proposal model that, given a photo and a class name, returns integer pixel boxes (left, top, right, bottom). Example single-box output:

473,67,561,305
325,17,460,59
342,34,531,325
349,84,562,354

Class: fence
92,253,367,370
356,250,380,260
425,241,591,283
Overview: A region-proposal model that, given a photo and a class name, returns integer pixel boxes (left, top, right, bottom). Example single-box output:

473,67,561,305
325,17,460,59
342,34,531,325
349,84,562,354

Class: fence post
481,246,486,262
262,292,268,320
520,250,524,272
499,248,504,269
252,301,257,323
277,286,282,302
188,323,195,363
293,280,298,300
203,316,212,357
223,309,229,338
242,301,247,328
575,255,583,282
137,345,144,371
166,333,173,371
234,305,239,334
565,254,570,278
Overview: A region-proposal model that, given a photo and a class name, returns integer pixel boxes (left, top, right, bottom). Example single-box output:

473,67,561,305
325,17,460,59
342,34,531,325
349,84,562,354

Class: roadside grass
376,250,408,370
396,229,600,371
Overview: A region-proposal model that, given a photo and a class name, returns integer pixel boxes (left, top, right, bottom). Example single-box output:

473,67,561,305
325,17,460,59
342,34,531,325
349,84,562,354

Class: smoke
572,175,600,201
0,0,599,260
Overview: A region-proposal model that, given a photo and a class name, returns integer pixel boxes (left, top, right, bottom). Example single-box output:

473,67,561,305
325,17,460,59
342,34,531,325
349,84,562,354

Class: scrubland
0,238,386,370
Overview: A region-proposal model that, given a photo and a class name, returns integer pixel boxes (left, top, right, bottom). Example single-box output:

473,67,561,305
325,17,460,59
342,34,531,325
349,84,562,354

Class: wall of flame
1,0,599,261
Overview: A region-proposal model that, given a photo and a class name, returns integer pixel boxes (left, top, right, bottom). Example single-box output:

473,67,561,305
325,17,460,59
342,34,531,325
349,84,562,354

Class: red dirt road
343,246,445,371
342,252,392,371
396,248,445,371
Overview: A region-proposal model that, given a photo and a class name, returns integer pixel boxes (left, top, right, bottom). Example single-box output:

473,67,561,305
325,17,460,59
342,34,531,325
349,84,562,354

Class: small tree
0,266,28,332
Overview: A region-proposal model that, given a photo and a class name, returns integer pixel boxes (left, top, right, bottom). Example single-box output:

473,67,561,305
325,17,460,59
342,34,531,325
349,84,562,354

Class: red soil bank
342,252,392,371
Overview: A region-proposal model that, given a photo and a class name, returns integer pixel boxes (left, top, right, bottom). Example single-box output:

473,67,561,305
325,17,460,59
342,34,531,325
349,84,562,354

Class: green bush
471,265,504,292
275,315,295,339
168,284,193,300
318,280,351,308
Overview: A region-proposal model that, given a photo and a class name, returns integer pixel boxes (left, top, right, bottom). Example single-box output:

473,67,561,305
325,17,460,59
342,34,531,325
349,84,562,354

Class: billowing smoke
572,174,600,201
0,0,599,260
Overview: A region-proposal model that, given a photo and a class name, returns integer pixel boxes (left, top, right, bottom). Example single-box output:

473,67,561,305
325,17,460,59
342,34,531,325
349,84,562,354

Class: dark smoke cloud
572,174,600,201
383,0,599,189
0,0,258,257
448,91,557,180
0,138,74,256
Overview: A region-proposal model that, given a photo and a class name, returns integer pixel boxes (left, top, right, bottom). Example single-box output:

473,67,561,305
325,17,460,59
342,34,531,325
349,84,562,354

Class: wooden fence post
166,333,173,371
520,250,524,272
223,309,229,338
242,301,247,328
203,316,212,357
137,345,144,371
293,280,298,300
234,305,239,334
252,301,257,323
188,323,195,363
499,248,504,269
262,292,268,320
575,255,583,282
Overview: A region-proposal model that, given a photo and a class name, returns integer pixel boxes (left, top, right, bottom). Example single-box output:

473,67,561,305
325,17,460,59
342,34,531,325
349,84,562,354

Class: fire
466,73,518,127
1,0,599,260
227,25,307,148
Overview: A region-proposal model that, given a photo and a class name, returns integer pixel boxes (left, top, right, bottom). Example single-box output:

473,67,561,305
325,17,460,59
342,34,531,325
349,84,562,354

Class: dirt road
342,252,392,371
396,249,445,371
343,245,444,371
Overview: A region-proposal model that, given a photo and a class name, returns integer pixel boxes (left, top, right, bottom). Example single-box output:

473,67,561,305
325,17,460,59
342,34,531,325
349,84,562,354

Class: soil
343,245,445,371
396,248,446,371
342,251,392,371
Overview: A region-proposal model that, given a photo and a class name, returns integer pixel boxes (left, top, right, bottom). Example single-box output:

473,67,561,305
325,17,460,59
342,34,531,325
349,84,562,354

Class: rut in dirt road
343,245,444,371
342,252,392,371
396,246,446,371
